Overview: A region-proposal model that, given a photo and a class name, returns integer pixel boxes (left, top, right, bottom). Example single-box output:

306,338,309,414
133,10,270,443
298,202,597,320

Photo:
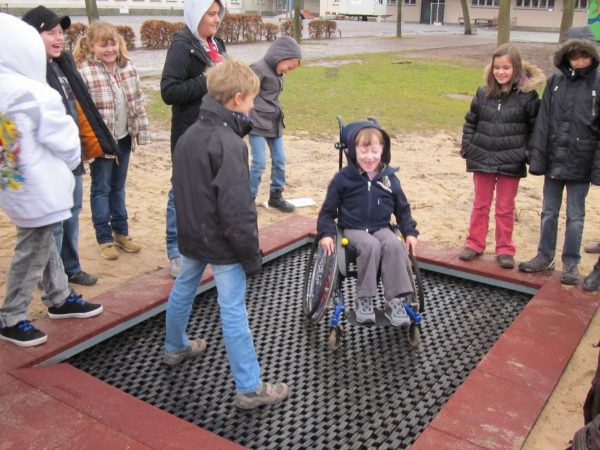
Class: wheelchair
301,117,425,351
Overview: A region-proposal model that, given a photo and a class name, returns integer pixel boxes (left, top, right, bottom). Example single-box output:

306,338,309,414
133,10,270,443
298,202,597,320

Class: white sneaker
355,297,376,323
169,257,181,279
385,297,410,327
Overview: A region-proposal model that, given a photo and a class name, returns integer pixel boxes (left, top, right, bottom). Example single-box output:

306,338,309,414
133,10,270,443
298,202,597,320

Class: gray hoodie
250,36,302,137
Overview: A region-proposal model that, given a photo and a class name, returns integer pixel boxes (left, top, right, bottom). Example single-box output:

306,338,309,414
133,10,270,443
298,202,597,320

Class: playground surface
1,23,599,449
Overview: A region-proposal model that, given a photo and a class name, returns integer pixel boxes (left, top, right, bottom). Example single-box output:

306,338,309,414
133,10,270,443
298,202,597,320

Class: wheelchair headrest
340,119,392,166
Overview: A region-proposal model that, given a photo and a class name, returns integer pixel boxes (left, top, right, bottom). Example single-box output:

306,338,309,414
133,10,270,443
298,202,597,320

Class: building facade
5,0,589,28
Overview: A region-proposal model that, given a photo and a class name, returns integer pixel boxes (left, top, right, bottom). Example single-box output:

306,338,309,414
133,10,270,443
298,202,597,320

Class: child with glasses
317,121,419,326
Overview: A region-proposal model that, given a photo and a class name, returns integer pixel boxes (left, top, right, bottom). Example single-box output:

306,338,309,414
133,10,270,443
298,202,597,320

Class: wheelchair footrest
346,309,410,327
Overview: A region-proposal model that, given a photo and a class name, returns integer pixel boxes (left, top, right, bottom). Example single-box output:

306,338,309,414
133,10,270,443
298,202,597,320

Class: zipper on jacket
497,98,502,111
365,180,372,233
593,90,597,118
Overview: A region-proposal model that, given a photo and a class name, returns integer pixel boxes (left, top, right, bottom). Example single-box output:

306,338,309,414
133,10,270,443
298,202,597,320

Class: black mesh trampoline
68,244,531,449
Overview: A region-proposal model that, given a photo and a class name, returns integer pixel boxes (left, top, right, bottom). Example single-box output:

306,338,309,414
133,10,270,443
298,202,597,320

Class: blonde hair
73,21,129,68
356,128,384,147
206,57,260,105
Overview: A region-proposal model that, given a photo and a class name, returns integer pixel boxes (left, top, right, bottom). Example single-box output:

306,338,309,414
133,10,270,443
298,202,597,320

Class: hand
320,237,335,256
405,235,418,257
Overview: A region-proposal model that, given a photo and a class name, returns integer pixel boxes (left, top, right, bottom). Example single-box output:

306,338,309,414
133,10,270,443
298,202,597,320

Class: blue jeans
165,188,180,260
249,135,286,197
53,174,83,275
537,176,590,265
164,256,261,394
90,136,131,244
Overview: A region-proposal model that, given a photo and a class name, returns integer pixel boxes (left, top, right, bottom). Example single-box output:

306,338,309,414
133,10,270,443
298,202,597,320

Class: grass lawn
145,52,483,137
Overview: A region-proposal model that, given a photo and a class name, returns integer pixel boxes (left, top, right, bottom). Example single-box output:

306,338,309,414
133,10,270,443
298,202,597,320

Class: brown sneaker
235,382,289,410
113,233,141,253
458,247,482,261
163,338,207,366
98,242,119,260
497,255,515,269
584,242,600,254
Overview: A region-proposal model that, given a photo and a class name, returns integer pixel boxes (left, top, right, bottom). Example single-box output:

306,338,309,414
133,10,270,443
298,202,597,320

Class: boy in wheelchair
317,120,419,326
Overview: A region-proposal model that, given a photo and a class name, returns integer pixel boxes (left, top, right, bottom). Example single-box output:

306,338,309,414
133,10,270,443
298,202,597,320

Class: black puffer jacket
529,39,600,185
160,27,226,153
461,62,544,178
173,95,261,275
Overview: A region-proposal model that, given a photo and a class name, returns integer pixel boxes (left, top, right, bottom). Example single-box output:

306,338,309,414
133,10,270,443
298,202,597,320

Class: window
404,0,416,4
471,0,500,6
576,0,588,10
515,0,554,8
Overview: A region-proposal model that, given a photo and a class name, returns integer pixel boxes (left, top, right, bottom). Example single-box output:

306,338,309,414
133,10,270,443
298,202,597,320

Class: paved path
92,16,559,75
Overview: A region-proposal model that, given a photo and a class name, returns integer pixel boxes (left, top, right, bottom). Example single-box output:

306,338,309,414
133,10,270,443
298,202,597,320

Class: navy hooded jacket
317,121,419,239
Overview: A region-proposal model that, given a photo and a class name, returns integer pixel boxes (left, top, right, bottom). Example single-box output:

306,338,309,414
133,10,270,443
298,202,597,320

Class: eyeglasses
356,144,383,154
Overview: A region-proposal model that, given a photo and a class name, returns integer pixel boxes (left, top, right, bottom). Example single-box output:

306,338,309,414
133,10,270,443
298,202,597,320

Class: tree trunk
459,0,473,35
496,0,511,46
293,0,301,42
396,0,402,37
85,0,100,23
559,0,576,42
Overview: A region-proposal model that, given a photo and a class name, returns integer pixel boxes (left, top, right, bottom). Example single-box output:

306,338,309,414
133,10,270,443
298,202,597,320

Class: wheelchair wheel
328,325,344,351
302,238,339,323
407,324,421,348
410,253,425,313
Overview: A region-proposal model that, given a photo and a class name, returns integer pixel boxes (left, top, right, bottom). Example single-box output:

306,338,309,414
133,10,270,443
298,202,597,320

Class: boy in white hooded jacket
0,13,103,348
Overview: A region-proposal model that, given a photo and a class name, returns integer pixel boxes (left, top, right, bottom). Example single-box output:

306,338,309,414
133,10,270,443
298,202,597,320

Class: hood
482,61,545,93
184,0,224,41
340,119,392,166
0,13,46,82
554,38,600,74
263,36,302,71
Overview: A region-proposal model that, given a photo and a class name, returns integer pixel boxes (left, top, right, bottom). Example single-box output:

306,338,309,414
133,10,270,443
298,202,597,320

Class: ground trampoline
68,244,531,449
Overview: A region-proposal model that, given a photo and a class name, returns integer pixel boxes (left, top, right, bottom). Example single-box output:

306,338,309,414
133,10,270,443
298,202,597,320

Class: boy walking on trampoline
162,57,288,410
317,120,419,326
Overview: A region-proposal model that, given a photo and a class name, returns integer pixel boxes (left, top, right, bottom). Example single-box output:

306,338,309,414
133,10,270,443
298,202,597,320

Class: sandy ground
1,42,599,447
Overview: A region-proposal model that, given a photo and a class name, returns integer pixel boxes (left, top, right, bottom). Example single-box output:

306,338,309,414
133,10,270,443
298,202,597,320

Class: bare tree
293,0,301,42
459,0,473,35
396,0,402,37
496,0,511,46
85,0,100,22
559,0,576,41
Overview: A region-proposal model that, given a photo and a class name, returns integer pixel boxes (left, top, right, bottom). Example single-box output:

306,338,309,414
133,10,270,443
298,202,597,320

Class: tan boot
98,242,119,260
113,233,141,253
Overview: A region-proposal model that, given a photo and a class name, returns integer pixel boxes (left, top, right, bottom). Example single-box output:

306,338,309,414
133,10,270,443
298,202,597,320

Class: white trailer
336,0,388,21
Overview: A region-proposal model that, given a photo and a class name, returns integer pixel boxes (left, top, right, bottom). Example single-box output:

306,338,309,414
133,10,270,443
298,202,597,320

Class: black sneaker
48,293,103,319
0,320,47,347
518,255,555,273
68,271,98,286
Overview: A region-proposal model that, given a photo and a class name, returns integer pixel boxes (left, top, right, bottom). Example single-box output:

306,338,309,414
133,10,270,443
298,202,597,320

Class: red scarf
207,37,222,63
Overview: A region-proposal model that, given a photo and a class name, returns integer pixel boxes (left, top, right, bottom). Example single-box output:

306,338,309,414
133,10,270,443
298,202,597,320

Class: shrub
308,20,337,39
261,22,279,41
217,13,263,43
65,22,87,52
116,24,136,50
140,20,182,49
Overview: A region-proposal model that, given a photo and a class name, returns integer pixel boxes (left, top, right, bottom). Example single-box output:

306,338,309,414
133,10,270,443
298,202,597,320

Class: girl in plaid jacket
73,21,151,260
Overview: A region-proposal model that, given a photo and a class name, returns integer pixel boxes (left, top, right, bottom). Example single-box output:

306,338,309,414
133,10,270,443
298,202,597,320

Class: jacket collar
199,94,253,137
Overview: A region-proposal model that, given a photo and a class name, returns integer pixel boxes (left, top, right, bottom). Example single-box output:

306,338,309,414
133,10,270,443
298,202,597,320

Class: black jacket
160,27,226,153
529,39,600,185
172,94,261,275
47,52,119,174
317,121,418,239
461,63,544,178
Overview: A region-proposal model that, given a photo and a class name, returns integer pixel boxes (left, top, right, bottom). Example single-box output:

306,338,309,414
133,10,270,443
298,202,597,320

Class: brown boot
113,233,141,253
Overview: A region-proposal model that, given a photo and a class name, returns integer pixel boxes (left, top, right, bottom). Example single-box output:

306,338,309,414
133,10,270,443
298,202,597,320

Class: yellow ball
341,237,349,246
